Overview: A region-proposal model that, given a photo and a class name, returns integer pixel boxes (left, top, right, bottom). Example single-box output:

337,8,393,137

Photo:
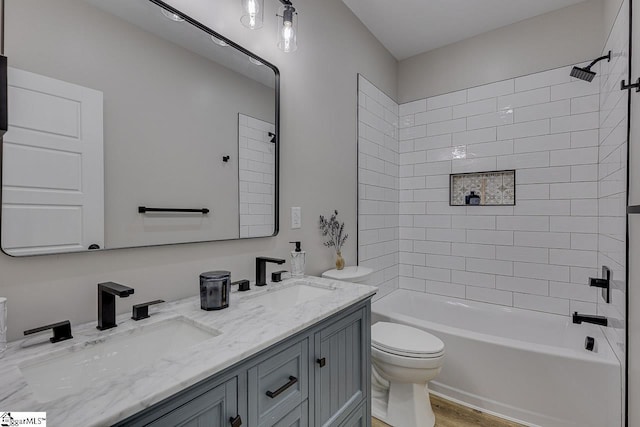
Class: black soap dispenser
290,241,305,277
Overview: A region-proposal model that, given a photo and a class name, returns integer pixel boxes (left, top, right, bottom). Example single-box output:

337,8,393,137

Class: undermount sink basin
247,283,334,310
19,317,220,402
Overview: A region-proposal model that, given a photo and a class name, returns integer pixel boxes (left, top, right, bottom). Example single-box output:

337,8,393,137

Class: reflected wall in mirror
1,0,279,256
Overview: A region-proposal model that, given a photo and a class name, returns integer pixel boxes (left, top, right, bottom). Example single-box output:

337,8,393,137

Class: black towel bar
138,206,210,214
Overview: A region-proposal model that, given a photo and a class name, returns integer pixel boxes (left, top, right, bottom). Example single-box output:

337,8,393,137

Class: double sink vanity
0,277,377,426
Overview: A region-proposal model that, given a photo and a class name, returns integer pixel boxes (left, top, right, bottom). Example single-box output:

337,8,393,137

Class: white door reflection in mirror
238,114,275,238
1,68,104,255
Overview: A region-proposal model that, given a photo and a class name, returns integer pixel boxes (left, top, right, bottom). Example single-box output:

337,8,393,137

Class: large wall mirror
0,0,279,256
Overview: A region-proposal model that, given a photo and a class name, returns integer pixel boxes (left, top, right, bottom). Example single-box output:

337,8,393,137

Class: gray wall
6,0,275,247
397,0,605,104
0,0,397,340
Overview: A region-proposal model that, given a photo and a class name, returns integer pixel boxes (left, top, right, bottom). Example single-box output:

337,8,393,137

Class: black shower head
570,51,612,82
570,66,597,82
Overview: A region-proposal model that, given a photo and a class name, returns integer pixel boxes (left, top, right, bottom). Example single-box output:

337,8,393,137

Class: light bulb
282,22,293,52
241,0,263,29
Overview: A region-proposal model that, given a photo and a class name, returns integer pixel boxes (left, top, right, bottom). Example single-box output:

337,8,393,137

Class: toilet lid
372,322,444,357
322,266,373,282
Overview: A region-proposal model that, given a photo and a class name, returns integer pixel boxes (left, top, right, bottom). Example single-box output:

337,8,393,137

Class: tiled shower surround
358,76,400,299
359,52,626,329
396,67,603,316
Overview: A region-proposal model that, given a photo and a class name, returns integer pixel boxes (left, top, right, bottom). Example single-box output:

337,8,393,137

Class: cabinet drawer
248,339,309,426
273,400,309,427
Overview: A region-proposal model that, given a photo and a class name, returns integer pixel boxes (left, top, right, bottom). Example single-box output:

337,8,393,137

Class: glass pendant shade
277,5,298,53
240,0,264,29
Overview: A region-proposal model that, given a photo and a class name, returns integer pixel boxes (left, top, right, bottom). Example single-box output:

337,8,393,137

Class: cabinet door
314,308,367,427
145,377,239,427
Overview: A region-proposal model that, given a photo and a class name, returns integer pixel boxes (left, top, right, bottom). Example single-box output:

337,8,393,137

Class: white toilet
371,322,445,427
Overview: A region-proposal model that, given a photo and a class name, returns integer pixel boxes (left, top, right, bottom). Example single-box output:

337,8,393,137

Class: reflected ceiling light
241,0,264,29
249,57,264,66
160,8,185,22
277,1,297,53
211,35,229,47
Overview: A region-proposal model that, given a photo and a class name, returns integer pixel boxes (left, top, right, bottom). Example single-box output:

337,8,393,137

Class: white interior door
1,68,104,255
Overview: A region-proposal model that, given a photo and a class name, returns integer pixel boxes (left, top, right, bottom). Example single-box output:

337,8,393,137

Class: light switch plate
291,207,301,229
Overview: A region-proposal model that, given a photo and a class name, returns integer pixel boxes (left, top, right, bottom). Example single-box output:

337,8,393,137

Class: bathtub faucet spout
572,312,608,326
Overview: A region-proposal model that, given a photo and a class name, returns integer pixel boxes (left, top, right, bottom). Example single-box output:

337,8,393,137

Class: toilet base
372,382,435,427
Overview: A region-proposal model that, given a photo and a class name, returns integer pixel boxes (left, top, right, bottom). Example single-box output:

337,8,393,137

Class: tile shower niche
450,170,515,206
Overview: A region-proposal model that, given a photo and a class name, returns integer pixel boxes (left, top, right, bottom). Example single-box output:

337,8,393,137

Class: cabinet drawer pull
317,357,326,368
266,376,298,398
229,415,242,427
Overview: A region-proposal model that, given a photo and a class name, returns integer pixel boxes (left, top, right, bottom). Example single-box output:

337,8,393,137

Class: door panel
315,309,366,427
2,67,104,255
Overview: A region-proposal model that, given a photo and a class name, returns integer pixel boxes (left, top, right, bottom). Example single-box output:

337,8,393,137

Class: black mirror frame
0,0,280,256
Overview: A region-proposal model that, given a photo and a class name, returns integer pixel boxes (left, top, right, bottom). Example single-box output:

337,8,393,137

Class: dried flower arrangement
319,210,348,270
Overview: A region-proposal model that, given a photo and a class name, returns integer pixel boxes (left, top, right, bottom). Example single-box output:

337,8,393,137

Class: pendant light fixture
277,0,298,53
240,0,299,53
240,0,264,29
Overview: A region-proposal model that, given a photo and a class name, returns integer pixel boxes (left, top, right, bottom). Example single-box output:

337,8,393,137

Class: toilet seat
372,322,444,359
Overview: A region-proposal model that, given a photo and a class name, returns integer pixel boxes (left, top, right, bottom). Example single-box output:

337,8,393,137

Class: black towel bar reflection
138,206,210,214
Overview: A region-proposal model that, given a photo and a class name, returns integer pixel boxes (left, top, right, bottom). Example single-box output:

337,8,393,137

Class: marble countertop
0,276,377,426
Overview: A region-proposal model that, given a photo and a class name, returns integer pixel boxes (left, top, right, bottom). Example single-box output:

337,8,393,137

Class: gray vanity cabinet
115,299,371,427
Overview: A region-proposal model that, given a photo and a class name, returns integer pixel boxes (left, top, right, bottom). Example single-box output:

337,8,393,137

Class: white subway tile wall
396,62,606,317
358,75,400,300
598,0,628,375
359,44,628,374
238,114,275,238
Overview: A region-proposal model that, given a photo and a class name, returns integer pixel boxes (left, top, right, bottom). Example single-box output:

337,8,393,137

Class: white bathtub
372,290,621,427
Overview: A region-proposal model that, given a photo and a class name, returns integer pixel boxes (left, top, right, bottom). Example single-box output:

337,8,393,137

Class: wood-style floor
371,395,524,427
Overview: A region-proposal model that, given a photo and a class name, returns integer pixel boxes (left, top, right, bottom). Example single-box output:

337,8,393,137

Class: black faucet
256,257,286,287
573,312,608,326
97,282,135,330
